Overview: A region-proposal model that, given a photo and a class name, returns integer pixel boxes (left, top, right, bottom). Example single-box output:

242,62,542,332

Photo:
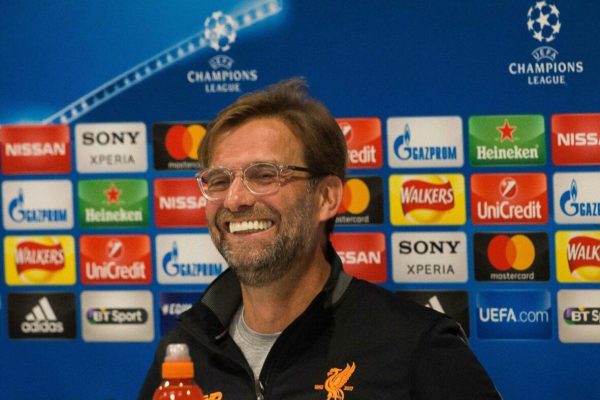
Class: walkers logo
336,118,382,169
75,122,147,173
80,235,152,285
4,236,75,285
389,174,466,225
153,123,207,170
330,232,387,283
8,292,76,339
554,173,600,224
156,234,227,284
387,116,463,168
558,290,600,343
159,292,201,335
474,233,549,281
477,290,551,339
81,290,154,342
391,232,467,283
471,173,548,224
313,362,356,399
468,115,546,166
396,290,470,336
78,179,149,228
2,180,73,230
0,124,71,174
154,178,207,227
555,231,600,282
336,176,383,225
552,113,600,166
507,1,584,86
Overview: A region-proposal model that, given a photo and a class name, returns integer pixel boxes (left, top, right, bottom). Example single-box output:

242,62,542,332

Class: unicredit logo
336,118,382,169
80,235,152,284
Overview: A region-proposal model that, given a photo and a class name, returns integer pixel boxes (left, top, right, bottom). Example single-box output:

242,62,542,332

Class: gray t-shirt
229,306,281,379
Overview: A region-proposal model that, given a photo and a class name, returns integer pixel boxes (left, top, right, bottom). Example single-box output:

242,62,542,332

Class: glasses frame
195,161,315,201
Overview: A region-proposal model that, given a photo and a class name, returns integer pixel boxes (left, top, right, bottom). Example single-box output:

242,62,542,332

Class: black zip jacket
138,243,501,400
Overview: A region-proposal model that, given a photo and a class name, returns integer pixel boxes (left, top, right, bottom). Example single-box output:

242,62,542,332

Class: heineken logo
468,115,546,166
78,179,149,228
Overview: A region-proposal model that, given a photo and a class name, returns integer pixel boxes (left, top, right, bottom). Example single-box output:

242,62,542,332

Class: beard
209,193,317,288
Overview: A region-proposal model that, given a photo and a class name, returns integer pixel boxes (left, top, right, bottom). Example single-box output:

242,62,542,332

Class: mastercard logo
165,124,206,160
487,234,535,271
338,178,370,215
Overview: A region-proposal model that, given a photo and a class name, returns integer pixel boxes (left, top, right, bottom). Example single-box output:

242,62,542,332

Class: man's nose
222,175,255,211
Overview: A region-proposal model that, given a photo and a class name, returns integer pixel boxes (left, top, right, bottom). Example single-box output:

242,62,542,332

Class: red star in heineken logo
496,119,516,142
104,183,122,204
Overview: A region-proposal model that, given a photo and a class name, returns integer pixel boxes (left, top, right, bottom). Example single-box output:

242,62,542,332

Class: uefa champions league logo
203,11,239,52
526,1,561,43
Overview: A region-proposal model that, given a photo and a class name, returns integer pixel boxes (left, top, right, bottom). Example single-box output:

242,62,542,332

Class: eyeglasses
195,162,315,201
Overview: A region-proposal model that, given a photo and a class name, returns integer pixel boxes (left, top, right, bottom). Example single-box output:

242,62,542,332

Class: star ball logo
336,118,382,169
555,231,600,282
474,232,549,281
153,123,207,170
389,174,466,226
468,115,546,166
554,172,600,224
4,235,76,286
0,124,71,175
330,232,387,283
471,173,548,225
78,179,149,228
336,176,383,225
508,1,584,86
551,113,600,166
187,11,260,94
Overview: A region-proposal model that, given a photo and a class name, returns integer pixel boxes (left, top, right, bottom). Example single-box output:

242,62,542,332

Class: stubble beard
210,195,317,287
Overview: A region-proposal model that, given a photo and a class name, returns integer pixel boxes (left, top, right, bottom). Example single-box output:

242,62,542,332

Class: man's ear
316,176,344,223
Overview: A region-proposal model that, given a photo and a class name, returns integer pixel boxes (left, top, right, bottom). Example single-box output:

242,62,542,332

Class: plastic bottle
152,343,205,400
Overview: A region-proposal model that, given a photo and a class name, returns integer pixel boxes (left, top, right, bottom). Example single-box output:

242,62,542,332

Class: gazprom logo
559,179,600,218
393,123,457,162
161,241,223,278
8,188,67,224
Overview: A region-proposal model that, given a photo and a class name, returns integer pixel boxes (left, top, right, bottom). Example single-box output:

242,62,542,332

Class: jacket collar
181,241,352,342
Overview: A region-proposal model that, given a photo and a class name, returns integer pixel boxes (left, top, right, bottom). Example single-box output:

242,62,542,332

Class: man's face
204,118,319,287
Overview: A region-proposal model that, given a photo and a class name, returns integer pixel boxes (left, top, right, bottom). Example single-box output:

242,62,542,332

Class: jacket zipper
254,379,265,400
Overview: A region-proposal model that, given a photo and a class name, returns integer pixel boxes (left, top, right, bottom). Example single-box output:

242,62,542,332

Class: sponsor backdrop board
1,1,599,399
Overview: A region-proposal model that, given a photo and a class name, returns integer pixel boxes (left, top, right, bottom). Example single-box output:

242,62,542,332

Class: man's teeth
229,220,273,233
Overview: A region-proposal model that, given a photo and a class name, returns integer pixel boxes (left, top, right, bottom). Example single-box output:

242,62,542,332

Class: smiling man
138,79,501,400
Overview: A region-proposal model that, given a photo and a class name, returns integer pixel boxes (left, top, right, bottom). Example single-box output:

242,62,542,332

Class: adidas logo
21,296,64,334
424,295,445,314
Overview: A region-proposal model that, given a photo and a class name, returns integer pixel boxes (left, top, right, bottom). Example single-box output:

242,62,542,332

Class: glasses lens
244,163,280,194
200,168,231,198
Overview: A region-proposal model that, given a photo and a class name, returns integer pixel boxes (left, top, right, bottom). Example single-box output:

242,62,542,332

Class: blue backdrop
1,1,599,399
